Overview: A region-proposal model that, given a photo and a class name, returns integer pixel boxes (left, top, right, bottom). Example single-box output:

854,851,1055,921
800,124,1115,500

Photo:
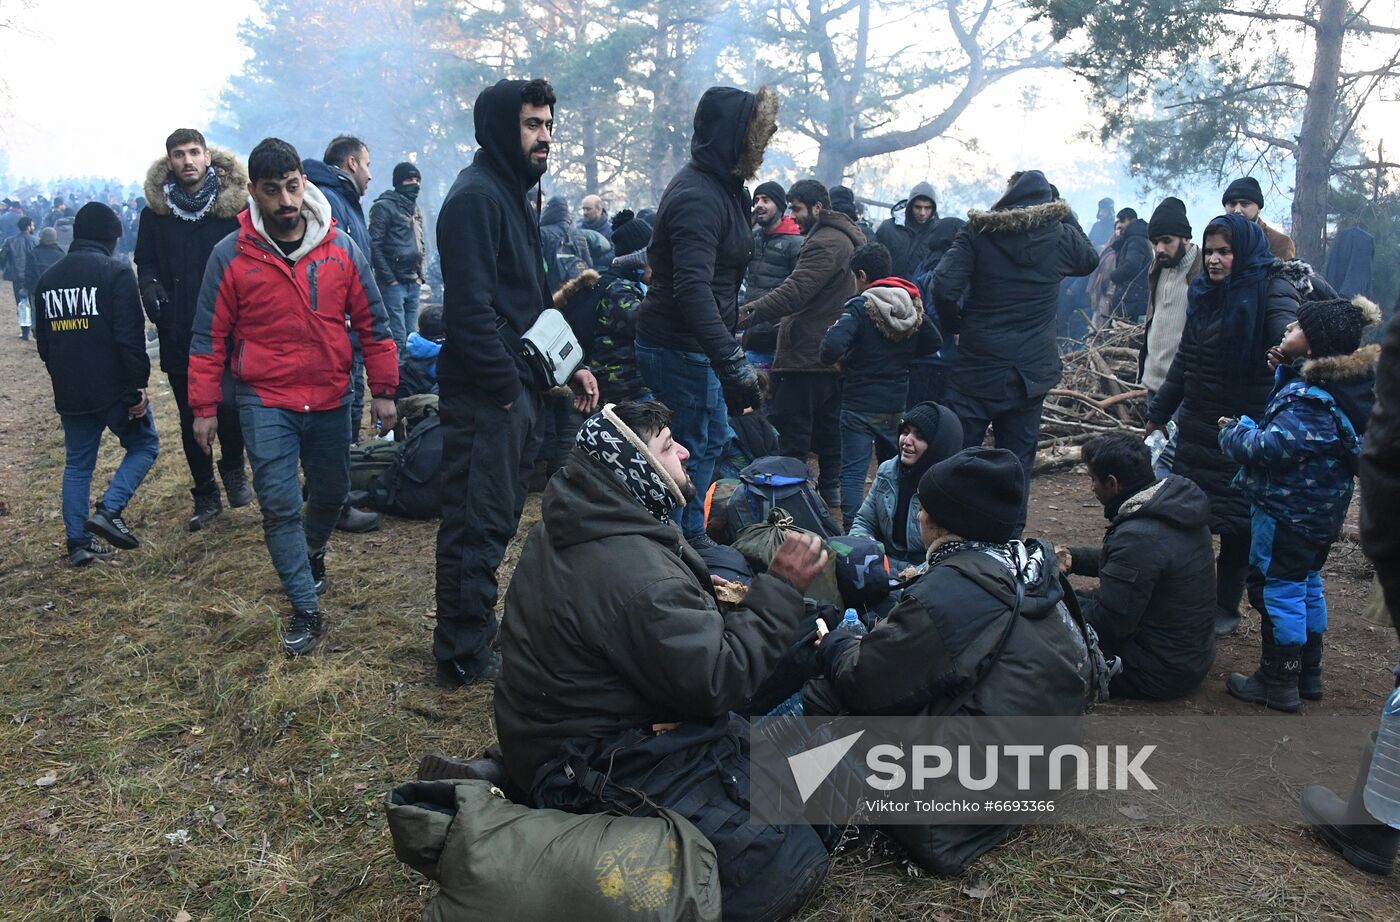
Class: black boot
1226,642,1302,712
221,467,253,508
335,503,380,533
1215,551,1248,636
1214,607,1242,637
1300,632,1324,701
189,487,223,532
20,326,30,341
309,549,327,596
85,503,139,549
1302,734,1400,874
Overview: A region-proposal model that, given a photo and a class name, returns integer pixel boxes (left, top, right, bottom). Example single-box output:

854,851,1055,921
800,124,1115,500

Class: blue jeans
240,404,351,611
838,409,900,525
635,338,728,537
381,281,422,353
60,404,160,547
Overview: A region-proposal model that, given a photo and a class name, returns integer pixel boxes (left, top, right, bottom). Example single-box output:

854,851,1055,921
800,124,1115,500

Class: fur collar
1117,478,1166,518
553,268,600,305
1268,258,1318,295
863,285,923,341
965,199,1070,235
144,145,248,220
1300,343,1380,385
735,86,779,181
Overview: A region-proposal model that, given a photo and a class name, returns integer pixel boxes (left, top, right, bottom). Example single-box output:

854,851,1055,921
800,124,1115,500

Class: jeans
59,404,160,547
380,281,422,353
435,388,543,672
838,409,899,524
240,403,351,612
770,372,842,499
538,393,584,477
944,379,1047,536
168,372,244,497
349,333,365,442
634,338,728,538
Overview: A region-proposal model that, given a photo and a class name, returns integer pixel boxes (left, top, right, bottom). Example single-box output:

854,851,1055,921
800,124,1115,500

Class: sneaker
188,490,223,532
335,505,380,533
221,468,253,508
282,608,325,657
309,549,327,595
69,539,115,567
85,504,138,550
435,652,501,689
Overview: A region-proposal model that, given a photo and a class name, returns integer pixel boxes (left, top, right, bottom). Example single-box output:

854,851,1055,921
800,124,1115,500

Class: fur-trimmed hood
863,278,924,341
143,145,248,220
735,86,779,182
553,268,600,307
1301,342,1381,385
965,199,1071,235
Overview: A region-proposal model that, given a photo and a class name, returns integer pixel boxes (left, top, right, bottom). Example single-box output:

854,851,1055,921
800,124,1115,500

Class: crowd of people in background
8,75,1400,917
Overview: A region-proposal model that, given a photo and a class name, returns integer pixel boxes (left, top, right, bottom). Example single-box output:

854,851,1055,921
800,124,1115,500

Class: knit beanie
575,404,687,522
918,448,1024,543
392,162,422,186
899,401,963,466
1147,197,1191,239
1297,295,1382,359
754,180,787,214
1221,177,1264,209
38,227,58,245
73,202,122,243
611,214,652,258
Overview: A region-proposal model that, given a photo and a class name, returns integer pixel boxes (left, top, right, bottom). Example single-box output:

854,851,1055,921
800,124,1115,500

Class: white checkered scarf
576,404,687,523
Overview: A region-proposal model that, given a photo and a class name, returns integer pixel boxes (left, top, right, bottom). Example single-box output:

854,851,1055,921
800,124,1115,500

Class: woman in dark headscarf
1146,212,1300,635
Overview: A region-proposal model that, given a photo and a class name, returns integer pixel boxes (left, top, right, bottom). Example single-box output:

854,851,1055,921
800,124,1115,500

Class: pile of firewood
1035,322,1149,474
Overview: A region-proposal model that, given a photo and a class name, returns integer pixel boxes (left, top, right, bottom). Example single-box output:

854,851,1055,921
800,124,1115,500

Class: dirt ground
1,285,1398,920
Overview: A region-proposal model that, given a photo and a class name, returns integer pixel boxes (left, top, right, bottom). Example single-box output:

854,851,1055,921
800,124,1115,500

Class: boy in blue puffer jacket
397,305,443,398
1219,295,1381,711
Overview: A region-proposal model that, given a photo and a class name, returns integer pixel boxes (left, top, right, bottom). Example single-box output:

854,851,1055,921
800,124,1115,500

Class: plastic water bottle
1364,686,1400,829
838,608,867,637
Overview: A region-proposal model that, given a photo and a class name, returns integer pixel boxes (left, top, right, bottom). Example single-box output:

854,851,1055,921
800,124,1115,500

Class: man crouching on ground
496,399,832,920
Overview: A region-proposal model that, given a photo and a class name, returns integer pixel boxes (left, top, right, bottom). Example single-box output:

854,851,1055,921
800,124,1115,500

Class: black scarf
164,167,220,222
576,405,686,523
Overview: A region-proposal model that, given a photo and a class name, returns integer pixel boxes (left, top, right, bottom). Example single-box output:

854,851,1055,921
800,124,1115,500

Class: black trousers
434,388,543,672
168,372,245,497
770,371,842,495
1217,526,1251,617
943,379,1047,536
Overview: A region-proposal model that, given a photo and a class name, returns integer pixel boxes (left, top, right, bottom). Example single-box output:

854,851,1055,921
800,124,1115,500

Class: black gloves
139,278,169,323
715,344,763,412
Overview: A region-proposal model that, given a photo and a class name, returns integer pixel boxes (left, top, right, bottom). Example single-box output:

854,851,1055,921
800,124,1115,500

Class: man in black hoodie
34,204,160,567
1103,217,1152,323
932,171,1100,532
875,181,939,280
432,78,599,688
635,85,776,543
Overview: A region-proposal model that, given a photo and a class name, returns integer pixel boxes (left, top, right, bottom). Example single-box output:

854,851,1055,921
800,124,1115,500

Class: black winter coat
368,188,424,286
1361,312,1400,630
819,280,942,414
1148,267,1300,535
1108,219,1152,320
636,87,772,362
875,181,939,279
1069,476,1216,700
494,447,806,793
134,146,247,374
26,242,64,294
742,216,803,303
434,80,552,406
931,173,1100,399
33,239,150,415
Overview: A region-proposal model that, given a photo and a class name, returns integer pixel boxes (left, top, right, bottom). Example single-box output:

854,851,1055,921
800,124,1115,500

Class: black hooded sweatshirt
435,79,552,406
636,87,756,362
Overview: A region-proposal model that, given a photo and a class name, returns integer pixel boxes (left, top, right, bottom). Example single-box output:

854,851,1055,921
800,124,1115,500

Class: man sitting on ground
1061,433,1216,700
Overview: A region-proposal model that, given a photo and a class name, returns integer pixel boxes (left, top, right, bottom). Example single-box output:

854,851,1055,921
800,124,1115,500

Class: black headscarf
1188,212,1275,388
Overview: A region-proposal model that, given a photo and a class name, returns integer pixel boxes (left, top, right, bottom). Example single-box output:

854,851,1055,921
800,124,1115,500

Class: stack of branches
1036,322,1149,474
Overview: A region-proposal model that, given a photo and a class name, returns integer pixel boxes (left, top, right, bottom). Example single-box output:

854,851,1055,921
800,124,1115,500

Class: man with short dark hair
1222,176,1295,259
369,161,426,351
876,182,938,279
1061,433,1216,699
3,215,36,339
739,179,803,370
135,127,252,531
740,178,864,507
433,78,599,688
189,137,398,657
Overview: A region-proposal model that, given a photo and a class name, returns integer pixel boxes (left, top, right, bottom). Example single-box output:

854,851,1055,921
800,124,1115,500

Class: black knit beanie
392,162,422,186
899,401,963,466
754,180,787,214
1147,197,1191,239
918,448,1024,543
611,214,652,259
73,202,123,243
1298,296,1379,359
1222,177,1264,209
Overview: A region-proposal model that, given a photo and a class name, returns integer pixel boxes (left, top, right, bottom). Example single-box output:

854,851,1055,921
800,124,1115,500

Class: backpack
721,456,840,543
396,355,438,399
349,437,399,493
369,414,443,519
396,392,439,434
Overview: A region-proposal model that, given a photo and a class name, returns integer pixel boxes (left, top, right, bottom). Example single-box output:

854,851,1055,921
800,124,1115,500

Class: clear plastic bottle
838,608,867,637
1364,686,1400,829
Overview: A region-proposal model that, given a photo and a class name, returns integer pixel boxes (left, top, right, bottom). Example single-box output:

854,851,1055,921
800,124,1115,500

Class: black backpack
724,456,840,541
369,415,443,519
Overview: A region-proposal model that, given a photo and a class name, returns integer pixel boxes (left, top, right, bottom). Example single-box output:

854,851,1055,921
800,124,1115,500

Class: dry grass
0,328,1398,920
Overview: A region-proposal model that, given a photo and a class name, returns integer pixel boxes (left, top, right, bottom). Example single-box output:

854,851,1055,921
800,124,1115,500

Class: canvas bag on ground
730,508,842,608
386,778,720,922
349,437,398,493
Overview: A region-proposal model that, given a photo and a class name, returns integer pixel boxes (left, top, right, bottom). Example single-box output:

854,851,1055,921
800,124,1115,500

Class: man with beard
739,180,803,369
369,162,426,352
433,78,599,689
135,128,252,531
876,181,938,279
1139,197,1202,396
635,86,776,545
1222,177,1295,260
189,138,399,657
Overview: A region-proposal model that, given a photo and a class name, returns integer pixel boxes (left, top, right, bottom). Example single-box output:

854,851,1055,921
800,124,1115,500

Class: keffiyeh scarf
576,404,686,522
164,167,220,222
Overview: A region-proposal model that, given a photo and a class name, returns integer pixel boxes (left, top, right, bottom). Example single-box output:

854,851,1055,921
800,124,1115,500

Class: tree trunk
1291,0,1345,267
582,114,599,193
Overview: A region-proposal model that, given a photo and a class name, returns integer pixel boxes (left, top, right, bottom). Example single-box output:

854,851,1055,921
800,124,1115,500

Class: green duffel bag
387,779,721,922
730,507,842,607
349,437,398,493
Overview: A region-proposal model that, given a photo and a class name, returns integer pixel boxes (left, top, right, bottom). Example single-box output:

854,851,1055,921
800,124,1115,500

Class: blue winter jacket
405,331,441,377
850,457,926,573
301,159,370,255
1219,344,1379,543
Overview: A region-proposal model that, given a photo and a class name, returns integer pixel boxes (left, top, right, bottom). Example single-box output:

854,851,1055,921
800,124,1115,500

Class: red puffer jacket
187,183,397,417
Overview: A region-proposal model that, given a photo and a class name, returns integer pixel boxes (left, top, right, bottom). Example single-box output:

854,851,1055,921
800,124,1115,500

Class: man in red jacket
188,137,398,656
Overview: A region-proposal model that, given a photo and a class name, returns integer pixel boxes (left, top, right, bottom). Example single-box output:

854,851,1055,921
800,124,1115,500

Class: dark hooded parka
876,181,940,280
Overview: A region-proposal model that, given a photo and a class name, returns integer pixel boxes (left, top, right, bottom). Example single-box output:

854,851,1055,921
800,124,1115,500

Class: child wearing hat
1218,296,1382,711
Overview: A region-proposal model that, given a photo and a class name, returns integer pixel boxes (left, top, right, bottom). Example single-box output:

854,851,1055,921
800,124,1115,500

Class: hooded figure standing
634,85,776,543
432,78,599,689
875,182,938,280
931,170,1100,532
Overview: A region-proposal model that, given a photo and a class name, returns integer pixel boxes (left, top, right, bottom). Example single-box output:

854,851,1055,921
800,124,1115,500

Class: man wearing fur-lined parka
930,170,1100,533
134,128,251,531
